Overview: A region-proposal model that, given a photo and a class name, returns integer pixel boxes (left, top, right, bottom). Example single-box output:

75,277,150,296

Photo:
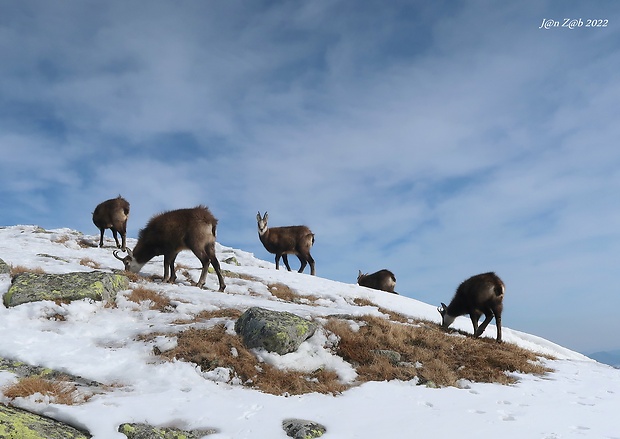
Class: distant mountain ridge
587,350,620,368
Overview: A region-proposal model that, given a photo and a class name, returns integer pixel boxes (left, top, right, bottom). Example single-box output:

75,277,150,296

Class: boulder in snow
235,307,317,355
0,404,90,438
282,418,326,438
118,423,218,438
3,271,129,307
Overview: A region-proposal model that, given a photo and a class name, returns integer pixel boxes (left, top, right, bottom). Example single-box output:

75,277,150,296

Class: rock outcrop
118,423,218,438
235,307,317,355
282,418,327,438
3,271,128,307
0,405,90,439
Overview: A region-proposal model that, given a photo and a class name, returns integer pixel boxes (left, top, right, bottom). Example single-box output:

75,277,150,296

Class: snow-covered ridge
0,225,617,439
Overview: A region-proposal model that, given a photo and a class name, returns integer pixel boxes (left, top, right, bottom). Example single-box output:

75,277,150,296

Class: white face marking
442,314,456,328
124,258,145,273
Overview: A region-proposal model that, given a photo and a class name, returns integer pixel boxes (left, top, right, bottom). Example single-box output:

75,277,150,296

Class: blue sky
1,1,619,354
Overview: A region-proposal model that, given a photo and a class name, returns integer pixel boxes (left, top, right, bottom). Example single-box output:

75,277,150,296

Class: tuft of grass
268,283,319,305
351,297,410,323
52,235,70,245
172,308,244,325
325,315,551,387
10,265,46,276
161,325,347,396
2,376,88,405
79,257,102,269
126,287,174,312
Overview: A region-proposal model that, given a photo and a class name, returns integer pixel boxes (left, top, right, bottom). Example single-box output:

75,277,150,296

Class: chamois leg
98,228,105,248
282,254,292,271
307,254,315,276
195,244,226,291
111,229,121,249
470,311,482,337
494,314,502,343
119,226,127,251
163,253,179,283
297,255,307,273
475,311,494,338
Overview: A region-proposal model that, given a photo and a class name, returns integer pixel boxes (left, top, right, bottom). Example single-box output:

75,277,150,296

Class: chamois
357,269,397,294
92,196,130,251
114,206,226,291
437,272,505,343
256,211,315,275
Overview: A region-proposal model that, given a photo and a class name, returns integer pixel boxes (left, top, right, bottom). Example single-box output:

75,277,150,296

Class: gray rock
0,258,9,275
372,349,402,364
0,357,102,387
0,404,90,438
282,418,326,439
235,307,317,355
118,423,217,438
4,271,129,307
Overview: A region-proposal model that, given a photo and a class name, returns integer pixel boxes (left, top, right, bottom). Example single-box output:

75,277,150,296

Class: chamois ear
256,212,262,221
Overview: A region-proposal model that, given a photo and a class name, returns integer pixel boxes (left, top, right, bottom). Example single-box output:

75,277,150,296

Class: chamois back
357,269,397,294
438,272,505,342
92,196,130,250
115,205,225,292
256,211,315,275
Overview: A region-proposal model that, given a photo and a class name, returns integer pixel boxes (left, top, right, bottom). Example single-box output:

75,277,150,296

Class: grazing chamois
256,211,315,275
114,206,226,291
437,272,505,343
92,196,130,251
357,269,397,294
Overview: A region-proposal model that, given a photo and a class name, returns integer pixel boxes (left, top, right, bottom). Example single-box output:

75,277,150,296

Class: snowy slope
0,225,617,439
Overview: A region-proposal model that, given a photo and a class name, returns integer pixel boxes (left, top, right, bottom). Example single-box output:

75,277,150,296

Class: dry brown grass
351,297,410,323
171,308,244,325
268,283,319,305
161,325,347,396
80,257,102,269
10,265,46,276
126,287,174,312
325,315,551,387
52,235,70,245
2,376,88,405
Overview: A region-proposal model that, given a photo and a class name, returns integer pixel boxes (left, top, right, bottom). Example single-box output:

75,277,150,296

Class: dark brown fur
92,196,130,250
438,272,505,342
357,269,397,294
256,211,315,275
115,206,226,291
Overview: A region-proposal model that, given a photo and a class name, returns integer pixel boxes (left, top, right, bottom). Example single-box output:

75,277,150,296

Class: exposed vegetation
79,257,102,269
158,308,551,395
161,325,348,396
10,265,46,276
126,286,174,312
268,282,320,305
325,315,550,387
2,376,89,405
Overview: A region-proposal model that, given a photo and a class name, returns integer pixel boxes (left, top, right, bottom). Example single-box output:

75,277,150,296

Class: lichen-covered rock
0,258,9,275
282,418,326,439
3,271,129,307
0,404,91,438
235,307,317,355
118,423,218,438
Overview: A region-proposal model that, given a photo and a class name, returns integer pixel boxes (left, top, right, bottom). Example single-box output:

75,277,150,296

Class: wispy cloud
1,1,619,352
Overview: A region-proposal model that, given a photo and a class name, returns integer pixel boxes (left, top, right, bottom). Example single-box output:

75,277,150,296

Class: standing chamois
114,206,226,291
92,196,130,251
357,269,397,294
438,272,505,343
256,211,315,275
